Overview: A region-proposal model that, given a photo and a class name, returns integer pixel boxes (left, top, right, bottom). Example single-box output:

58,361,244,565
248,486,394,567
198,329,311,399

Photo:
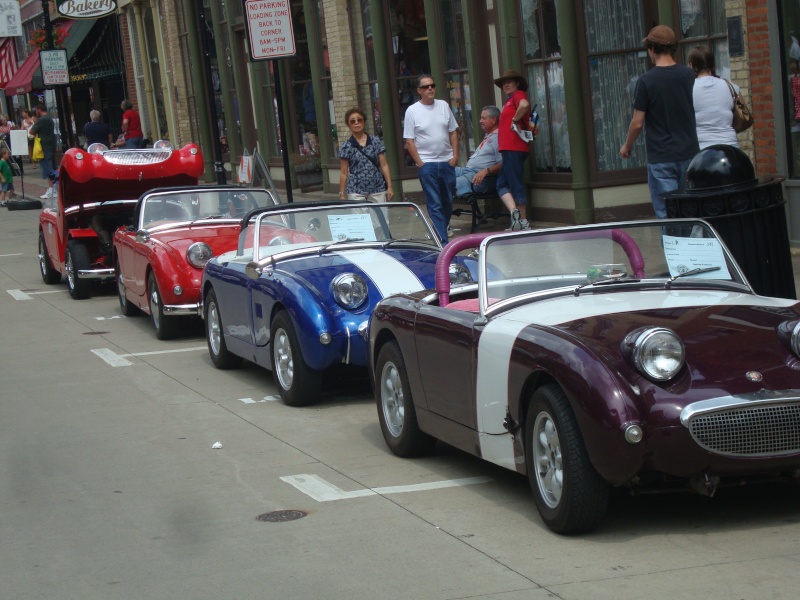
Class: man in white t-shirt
403,74,459,243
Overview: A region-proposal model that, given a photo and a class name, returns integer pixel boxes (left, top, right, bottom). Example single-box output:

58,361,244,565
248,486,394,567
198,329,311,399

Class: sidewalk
13,156,52,201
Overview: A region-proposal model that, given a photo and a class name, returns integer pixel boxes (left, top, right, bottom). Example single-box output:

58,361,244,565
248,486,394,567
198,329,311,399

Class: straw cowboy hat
493,69,528,92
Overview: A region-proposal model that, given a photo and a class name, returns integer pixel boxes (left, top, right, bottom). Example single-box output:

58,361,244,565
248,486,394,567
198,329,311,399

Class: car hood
150,224,242,260
274,247,441,304
504,289,800,401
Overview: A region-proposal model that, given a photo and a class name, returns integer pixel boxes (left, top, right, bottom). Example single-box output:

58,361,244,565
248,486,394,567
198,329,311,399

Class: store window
350,1,381,139
290,2,320,158
677,0,729,77
440,0,473,161
779,0,800,176
583,0,648,172
521,0,570,174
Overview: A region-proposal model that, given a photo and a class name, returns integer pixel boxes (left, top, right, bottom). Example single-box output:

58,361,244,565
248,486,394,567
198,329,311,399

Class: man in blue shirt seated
455,105,503,197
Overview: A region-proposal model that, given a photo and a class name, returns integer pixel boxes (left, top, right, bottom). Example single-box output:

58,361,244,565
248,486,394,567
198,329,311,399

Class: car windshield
480,220,747,308
140,190,276,229
249,203,438,261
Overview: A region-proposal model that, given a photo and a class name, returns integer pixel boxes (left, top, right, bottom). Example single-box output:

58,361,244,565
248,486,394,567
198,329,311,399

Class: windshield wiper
665,266,721,288
318,237,365,254
381,237,425,249
573,274,641,295
194,215,226,221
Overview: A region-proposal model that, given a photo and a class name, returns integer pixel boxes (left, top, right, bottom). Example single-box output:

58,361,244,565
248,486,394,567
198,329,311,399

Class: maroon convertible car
368,219,800,534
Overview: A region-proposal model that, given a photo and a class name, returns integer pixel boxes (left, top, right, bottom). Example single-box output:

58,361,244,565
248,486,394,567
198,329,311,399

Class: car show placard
243,0,296,60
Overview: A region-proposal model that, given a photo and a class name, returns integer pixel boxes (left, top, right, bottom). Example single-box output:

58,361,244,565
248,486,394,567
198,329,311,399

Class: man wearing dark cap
620,25,699,218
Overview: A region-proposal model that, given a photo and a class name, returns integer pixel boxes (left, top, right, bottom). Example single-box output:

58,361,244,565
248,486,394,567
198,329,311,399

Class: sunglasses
348,117,364,124
418,83,436,90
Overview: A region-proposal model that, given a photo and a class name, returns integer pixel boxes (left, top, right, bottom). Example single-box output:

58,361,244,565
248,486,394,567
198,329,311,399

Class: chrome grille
101,150,172,165
687,403,800,457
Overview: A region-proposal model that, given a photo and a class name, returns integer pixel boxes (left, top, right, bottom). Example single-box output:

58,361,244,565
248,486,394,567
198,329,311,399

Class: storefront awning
0,39,18,88
4,19,96,96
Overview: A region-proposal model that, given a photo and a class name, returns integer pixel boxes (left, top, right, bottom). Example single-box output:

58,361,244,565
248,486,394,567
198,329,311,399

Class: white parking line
280,473,493,502
92,346,207,366
239,396,281,404
0,253,23,257
95,315,129,321
6,289,65,300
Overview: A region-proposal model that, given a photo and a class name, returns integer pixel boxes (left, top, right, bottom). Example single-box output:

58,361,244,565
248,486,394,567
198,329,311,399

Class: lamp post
40,0,72,149
196,0,226,185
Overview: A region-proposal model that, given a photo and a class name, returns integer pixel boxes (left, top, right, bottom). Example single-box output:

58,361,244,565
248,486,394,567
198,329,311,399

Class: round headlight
449,263,472,284
187,242,214,269
87,143,108,154
153,139,174,150
791,321,800,358
632,327,685,381
332,273,368,310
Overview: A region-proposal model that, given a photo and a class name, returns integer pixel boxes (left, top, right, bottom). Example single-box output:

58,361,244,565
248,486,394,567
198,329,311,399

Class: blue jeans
455,166,495,197
419,161,455,243
496,150,528,205
125,137,145,149
39,151,56,183
647,159,692,219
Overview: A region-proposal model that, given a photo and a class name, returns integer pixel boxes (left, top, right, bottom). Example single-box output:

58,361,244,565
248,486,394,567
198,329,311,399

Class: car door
413,305,478,429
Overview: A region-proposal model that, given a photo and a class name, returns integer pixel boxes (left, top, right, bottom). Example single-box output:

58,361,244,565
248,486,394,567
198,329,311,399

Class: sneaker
519,219,531,230
505,209,521,231
40,188,53,199
446,225,454,238
0,201,7,207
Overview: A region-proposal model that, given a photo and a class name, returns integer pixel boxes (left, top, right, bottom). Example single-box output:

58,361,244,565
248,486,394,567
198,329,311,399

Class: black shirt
84,121,111,146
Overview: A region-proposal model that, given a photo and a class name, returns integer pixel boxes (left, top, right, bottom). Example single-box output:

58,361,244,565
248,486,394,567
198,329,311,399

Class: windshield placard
328,213,377,242
663,235,731,279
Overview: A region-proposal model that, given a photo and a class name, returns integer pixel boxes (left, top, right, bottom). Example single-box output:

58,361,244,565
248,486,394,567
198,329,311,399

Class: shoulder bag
724,79,754,133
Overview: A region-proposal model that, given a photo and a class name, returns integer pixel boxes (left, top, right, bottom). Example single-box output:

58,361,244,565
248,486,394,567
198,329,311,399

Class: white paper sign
40,49,69,86
328,214,377,242
663,235,731,279
9,129,28,157
0,0,22,37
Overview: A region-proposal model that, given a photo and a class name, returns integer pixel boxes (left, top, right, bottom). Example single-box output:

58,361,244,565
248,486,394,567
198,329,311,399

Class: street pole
40,0,72,149
196,0,226,185
272,61,293,203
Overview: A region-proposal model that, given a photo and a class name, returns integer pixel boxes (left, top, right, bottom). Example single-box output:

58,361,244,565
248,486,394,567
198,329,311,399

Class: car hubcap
380,361,404,437
117,272,126,305
274,328,293,390
208,302,221,355
533,411,563,508
65,251,75,289
38,239,46,276
149,286,160,328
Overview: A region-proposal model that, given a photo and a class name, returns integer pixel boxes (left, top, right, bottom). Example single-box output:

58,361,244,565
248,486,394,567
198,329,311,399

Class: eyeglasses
348,117,364,124
418,83,436,90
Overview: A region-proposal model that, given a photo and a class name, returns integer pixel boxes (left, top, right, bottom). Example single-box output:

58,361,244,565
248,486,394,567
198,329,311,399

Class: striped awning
0,39,18,88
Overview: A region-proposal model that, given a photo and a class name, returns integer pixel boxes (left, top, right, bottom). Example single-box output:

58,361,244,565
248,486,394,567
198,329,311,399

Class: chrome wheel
380,360,404,438
273,327,293,390
532,410,563,509
149,285,161,329
207,300,222,356
65,250,75,289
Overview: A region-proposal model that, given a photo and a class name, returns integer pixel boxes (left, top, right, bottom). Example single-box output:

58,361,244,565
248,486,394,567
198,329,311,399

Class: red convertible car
38,142,204,299
369,220,800,534
114,186,280,339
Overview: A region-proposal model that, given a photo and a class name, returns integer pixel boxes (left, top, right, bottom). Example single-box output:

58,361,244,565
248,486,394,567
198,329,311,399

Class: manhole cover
256,510,307,523
83,331,110,335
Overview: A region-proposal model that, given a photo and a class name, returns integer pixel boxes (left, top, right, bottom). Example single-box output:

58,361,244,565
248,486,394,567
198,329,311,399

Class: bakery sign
57,0,117,20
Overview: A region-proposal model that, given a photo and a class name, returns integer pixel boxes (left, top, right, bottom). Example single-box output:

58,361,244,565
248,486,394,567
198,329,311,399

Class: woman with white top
688,46,739,149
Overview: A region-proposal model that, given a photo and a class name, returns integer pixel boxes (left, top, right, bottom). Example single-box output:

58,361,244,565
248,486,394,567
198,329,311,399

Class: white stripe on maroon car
335,249,425,296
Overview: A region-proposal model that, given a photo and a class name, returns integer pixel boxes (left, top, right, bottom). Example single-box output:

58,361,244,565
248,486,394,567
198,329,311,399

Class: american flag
0,39,18,86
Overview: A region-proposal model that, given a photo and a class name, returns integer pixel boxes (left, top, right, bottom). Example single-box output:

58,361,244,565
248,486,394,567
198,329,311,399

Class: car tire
204,288,243,369
65,240,91,299
116,259,139,316
38,232,61,284
148,271,177,340
526,383,609,535
6,199,43,211
375,340,436,457
270,310,321,407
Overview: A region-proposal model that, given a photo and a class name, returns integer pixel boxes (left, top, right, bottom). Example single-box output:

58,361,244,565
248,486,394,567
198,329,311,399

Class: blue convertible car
201,201,475,406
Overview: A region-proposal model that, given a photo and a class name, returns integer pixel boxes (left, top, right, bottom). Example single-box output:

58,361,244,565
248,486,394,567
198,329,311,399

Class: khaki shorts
346,191,387,203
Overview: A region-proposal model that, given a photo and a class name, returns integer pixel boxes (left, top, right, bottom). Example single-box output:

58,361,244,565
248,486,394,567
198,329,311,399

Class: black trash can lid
686,144,757,192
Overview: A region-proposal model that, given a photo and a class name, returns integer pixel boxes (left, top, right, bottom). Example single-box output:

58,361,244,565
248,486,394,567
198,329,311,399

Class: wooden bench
451,177,508,233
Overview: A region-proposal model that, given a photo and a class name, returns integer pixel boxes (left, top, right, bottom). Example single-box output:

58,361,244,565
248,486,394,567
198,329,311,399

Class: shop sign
57,0,117,20
40,49,70,86
243,0,296,60
0,0,22,37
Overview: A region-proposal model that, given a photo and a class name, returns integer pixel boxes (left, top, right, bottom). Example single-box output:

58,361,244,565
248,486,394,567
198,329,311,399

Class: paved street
3,189,800,599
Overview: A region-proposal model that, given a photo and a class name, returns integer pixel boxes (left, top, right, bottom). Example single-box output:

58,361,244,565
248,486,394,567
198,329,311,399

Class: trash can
664,145,795,299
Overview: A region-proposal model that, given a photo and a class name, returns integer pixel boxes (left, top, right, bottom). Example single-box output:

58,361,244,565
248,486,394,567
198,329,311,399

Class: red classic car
369,220,800,534
38,142,205,299
114,186,280,339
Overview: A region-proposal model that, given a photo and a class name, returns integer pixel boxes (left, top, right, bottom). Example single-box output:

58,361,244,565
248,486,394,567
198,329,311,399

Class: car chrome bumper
163,303,202,317
77,267,115,279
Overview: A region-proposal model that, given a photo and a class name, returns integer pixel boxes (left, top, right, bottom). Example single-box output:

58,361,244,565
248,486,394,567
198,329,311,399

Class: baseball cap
642,25,676,46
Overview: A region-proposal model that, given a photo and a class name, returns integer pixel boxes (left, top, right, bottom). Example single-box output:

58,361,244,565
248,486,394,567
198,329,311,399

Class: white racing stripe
334,249,425,296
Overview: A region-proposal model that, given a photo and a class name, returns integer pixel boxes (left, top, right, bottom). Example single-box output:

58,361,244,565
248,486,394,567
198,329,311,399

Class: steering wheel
268,236,293,246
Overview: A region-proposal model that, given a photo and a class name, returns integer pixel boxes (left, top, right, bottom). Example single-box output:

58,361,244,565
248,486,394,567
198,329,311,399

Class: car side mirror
135,229,150,243
245,261,262,279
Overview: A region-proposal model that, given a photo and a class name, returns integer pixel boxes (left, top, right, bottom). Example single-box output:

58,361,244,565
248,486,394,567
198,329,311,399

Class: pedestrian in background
120,100,144,149
620,25,699,218
688,46,739,150
403,74,459,243
0,147,15,206
21,109,36,164
338,107,394,202
494,70,534,231
83,110,114,148
30,103,58,199
454,105,503,197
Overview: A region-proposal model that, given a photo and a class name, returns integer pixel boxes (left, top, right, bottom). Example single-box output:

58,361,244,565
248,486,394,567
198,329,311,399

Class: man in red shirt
120,100,144,149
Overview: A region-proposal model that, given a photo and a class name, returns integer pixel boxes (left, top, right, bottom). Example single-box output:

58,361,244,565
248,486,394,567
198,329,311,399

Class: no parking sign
243,0,296,61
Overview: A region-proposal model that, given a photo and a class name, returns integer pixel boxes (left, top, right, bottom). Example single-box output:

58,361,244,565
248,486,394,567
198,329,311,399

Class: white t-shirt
693,76,739,149
403,99,459,163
